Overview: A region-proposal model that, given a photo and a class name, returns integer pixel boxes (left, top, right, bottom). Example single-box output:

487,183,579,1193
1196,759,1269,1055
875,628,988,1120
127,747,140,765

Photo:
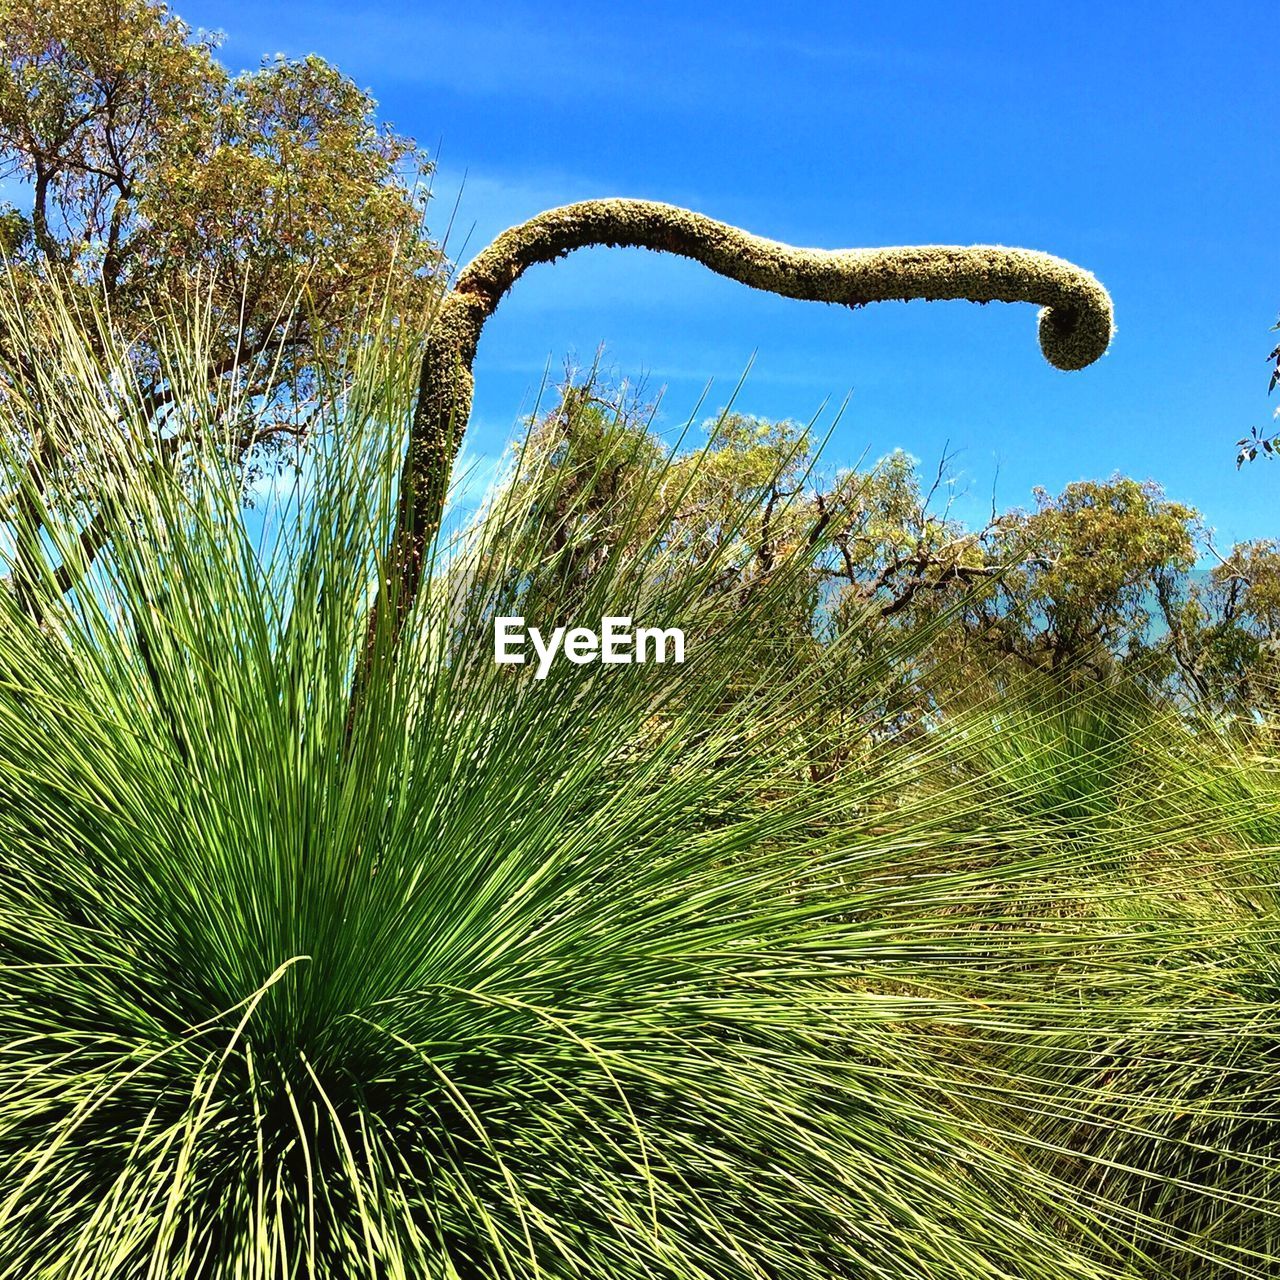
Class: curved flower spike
385,198,1114,634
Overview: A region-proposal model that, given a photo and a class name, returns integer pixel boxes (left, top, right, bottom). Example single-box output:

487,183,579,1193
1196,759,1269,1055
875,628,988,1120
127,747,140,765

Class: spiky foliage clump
3,285,1280,1280
0,285,1145,1280
926,672,1280,1277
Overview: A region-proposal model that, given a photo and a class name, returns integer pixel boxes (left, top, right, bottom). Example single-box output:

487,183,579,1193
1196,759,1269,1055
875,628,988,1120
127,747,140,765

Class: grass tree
0,283,1112,1278
29,219,1280,1280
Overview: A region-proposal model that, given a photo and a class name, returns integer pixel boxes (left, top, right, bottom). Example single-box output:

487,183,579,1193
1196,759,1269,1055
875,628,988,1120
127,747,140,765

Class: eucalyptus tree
0,0,438,607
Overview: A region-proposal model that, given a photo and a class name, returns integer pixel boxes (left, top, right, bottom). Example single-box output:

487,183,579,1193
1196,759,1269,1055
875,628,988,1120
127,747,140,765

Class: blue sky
183,3,1275,544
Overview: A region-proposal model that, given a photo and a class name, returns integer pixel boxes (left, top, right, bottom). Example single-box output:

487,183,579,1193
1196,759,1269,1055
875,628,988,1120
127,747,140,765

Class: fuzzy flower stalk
382,197,1114,639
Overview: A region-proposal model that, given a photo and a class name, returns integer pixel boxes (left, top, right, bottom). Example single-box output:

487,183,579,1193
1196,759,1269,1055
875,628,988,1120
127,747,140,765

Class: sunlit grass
0,282,1277,1277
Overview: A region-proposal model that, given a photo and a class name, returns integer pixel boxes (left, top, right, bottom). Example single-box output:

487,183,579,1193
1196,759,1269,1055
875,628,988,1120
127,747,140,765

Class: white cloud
427,167,599,268
446,446,509,517
426,165,729,315
210,4,706,107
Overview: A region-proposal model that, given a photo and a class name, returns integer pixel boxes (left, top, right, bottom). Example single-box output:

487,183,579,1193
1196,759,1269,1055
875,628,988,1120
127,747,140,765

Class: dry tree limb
373,197,1114,659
